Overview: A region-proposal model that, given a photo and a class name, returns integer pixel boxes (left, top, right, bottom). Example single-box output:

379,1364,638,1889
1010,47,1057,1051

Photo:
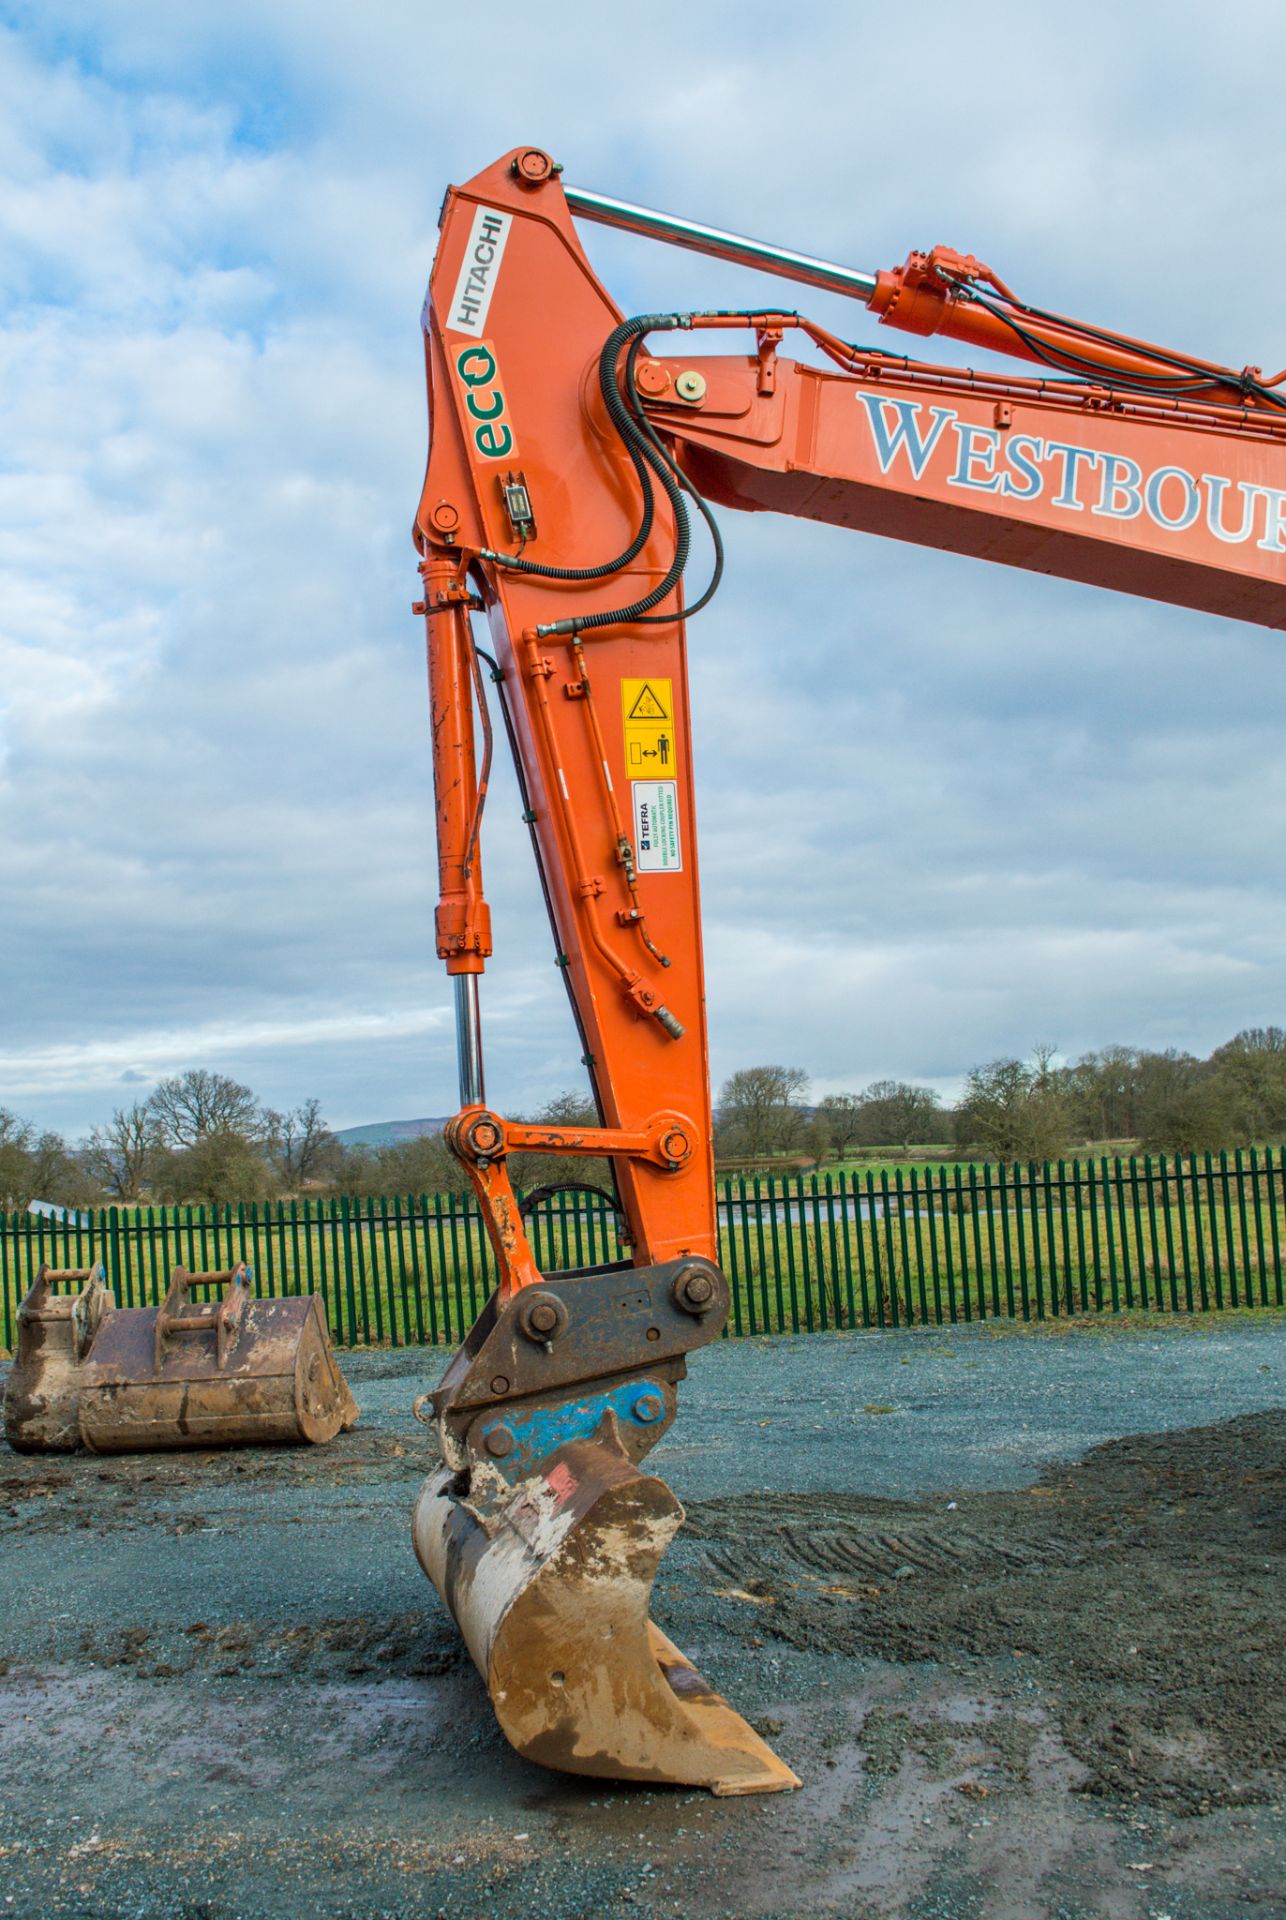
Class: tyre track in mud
1,1323,1284,1918
687,1409,1286,1812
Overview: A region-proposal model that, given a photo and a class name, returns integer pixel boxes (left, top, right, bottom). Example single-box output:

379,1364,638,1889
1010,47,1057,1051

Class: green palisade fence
3,1150,1285,1355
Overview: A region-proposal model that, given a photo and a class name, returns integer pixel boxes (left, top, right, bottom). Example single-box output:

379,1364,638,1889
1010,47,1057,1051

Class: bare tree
853,1080,943,1150
954,1053,1071,1162
716,1066,810,1161
0,1108,35,1209
84,1103,160,1201
265,1098,341,1190
0,1111,93,1210
816,1093,865,1158
147,1069,264,1149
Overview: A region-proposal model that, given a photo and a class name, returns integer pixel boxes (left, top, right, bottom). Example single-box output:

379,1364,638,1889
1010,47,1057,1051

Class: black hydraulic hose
477,314,689,582
620,341,725,621
477,308,751,637
941,275,1286,412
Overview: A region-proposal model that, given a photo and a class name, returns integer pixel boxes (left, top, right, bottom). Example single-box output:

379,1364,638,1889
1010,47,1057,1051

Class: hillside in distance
333,1116,450,1149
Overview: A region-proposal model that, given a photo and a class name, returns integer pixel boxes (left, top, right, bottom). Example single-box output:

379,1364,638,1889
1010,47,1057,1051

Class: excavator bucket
78,1264,358,1454
413,1429,799,1794
412,1258,799,1795
3,1263,115,1452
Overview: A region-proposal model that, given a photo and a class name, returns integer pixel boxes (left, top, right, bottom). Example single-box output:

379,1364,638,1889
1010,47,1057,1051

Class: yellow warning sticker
621,678,678,778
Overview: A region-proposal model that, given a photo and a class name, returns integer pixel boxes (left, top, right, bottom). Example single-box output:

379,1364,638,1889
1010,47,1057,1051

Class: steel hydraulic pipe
454,973,485,1108
564,185,879,305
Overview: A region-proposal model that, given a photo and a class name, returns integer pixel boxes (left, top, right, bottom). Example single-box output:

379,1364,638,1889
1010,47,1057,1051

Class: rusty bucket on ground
77,1264,359,1453
3,1264,115,1452
411,1255,799,1796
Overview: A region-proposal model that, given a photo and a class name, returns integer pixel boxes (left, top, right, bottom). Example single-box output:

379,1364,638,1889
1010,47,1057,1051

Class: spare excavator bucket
3,1263,115,1452
78,1264,358,1454
412,1257,799,1796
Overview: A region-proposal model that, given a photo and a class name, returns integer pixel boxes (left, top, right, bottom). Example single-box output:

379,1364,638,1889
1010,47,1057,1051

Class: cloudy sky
4,0,1286,1140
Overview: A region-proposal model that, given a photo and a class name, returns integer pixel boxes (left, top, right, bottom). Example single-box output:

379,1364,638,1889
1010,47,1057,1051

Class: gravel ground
1,1313,1283,1920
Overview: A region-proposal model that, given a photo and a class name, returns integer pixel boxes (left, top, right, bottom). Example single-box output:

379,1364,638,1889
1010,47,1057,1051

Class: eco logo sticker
451,340,517,461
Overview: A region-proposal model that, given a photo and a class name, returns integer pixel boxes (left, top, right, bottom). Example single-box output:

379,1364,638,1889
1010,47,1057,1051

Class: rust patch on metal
76,1271,358,1454
3,1265,115,1453
413,1431,799,1795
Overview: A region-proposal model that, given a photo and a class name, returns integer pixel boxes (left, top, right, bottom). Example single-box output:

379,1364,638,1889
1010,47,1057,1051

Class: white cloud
4,2,1286,1139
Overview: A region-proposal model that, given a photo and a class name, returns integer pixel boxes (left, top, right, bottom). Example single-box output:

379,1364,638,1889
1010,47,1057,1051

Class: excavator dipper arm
409,147,1285,1794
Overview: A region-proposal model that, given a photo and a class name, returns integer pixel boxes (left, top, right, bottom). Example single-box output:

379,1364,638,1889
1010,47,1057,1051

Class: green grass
4,1155,1285,1353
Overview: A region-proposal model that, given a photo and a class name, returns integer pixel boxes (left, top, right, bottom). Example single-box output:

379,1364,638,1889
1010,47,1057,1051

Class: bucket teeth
413,1429,799,1795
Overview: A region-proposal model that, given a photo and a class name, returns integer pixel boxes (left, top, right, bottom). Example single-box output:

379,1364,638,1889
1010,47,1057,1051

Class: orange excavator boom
409,148,1285,1795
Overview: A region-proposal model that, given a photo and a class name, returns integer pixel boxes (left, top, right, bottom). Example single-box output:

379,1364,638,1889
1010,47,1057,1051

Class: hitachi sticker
445,205,512,337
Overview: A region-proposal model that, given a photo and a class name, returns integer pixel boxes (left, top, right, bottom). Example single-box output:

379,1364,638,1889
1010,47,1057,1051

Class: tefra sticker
632,780,682,873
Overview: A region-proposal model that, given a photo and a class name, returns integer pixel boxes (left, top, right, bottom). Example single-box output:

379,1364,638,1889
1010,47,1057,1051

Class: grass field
4,1148,1285,1350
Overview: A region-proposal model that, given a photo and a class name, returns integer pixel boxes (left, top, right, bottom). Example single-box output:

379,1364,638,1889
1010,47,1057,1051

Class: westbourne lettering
858,394,1286,553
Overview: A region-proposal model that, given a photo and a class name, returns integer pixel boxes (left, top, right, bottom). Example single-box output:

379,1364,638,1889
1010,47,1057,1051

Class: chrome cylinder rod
454,973,485,1108
563,184,879,305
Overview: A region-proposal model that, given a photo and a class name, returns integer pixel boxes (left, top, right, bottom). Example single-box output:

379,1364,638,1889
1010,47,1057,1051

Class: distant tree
28,1130,99,1209
158,1131,272,1206
1063,1044,1145,1142
361,1131,466,1198
815,1093,865,1159
853,1079,943,1150
0,1109,35,1209
0,1110,98,1210
265,1098,342,1190
801,1113,834,1169
147,1069,264,1149
1207,1027,1286,1141
329,1142,383,1199
1135,1050,1238,1155
84,1102,161,1201
954,1051,1071,1162
716,1066,810,1162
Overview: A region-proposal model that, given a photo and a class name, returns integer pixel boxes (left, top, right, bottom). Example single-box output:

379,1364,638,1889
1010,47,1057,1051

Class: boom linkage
409,145,1285,1797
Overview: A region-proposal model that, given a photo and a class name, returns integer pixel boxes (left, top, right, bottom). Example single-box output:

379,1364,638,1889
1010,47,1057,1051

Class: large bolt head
514,148,555,184
633,1392,665,1425
517,1291,569,1345
634,359,673,398
484,1424,516,1458
673,1267,716,1313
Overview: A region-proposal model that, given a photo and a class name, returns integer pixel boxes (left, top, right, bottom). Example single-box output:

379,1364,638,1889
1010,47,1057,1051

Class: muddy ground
1,1316,1283,1920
